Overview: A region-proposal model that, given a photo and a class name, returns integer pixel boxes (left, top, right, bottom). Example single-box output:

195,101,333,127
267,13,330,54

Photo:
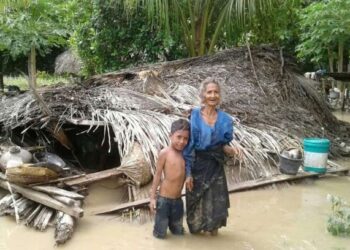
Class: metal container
278,154,302,175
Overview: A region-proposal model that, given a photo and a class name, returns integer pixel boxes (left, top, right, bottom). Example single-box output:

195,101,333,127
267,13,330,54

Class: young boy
149,119,190,239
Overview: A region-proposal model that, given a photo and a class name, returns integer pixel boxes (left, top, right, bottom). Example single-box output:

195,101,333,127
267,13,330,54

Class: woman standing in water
183,77,241,235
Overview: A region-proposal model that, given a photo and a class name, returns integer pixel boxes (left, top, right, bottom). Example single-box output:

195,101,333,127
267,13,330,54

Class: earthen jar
0,146,32,168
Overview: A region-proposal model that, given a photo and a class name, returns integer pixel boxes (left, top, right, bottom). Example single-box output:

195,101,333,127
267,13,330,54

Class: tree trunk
27,46,51,116
28,45,37,89
0,53,5,93
337,41,344,73
337,41,345,110
328,47,334,73
0,72,4,94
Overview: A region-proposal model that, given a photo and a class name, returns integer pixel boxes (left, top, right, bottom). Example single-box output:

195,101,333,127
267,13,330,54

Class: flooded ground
1,112,349,250
333,110,350,123
1,175,350,250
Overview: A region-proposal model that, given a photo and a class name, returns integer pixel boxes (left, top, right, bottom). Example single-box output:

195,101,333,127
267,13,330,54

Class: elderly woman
183,77,240,235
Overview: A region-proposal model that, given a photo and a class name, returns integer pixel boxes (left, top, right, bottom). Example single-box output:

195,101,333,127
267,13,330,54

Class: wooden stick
25,204,42,226
280,46,285,76
29,174,86,187
0,175,83,218
64,167,123,186
31,186,84,200
39,208,54,231
20,203,37,220
246,40,267,96
53,195,76,207
33,207,46,229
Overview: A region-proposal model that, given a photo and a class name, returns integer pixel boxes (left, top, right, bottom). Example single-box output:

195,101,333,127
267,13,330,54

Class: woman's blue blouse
183,107,234,177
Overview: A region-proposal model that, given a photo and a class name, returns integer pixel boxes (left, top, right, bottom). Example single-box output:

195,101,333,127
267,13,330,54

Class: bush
327,194,350,237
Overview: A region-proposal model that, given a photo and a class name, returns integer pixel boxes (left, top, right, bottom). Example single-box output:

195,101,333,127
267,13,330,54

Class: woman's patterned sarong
186,146,230,233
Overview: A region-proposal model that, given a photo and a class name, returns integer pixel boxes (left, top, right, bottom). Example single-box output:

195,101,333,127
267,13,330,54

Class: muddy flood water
1,112,350,250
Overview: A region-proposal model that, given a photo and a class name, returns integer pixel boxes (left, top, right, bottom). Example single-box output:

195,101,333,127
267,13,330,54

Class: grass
4,74,70,90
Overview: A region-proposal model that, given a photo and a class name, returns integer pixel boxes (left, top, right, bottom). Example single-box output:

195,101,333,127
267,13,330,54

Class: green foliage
296,0,350,65
327,195,350,237
0,0,68,59
69,0,186,75
119,0,282,56
247,0,302,52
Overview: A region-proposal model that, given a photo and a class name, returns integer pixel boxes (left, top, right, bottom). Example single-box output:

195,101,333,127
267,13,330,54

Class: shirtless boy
149,119,190,239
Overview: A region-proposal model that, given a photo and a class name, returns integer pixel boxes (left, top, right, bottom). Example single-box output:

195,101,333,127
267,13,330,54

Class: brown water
1,112,349,250
1,172,350,250
333,111,350,123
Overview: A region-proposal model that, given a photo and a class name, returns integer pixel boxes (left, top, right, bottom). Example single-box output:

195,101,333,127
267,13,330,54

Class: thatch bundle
118,142,152,186
0,46,349,184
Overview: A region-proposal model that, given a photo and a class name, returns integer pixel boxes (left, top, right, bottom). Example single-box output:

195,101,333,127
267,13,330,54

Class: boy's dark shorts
153,195,184,239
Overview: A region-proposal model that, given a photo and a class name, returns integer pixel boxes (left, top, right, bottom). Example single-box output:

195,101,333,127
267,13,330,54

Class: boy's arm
149,150,166,213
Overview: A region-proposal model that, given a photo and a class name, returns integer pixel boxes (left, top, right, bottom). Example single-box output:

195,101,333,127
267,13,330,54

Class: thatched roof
84,46,348,141
0,46,349,182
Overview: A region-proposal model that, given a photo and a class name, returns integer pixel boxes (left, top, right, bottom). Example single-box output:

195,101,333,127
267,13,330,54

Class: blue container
303,138,330,173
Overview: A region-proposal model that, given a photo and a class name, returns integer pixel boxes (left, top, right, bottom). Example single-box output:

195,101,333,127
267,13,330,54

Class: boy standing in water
149,119,190,239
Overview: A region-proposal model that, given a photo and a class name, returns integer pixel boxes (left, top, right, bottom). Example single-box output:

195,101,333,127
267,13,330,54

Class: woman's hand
185,177,193,192
223,145,243,159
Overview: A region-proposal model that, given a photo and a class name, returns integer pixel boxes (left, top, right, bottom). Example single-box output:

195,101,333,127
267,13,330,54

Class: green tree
120,0,282,56
0,0,67,90
247,0,302,53
297,0,350,72
297,0,350,109
69,0,186,75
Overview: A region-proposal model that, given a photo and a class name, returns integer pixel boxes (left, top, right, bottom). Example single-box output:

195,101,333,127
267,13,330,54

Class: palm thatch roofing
0,46,349,183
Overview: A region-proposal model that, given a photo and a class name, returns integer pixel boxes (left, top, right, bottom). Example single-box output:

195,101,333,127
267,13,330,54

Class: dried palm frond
90,109,180,173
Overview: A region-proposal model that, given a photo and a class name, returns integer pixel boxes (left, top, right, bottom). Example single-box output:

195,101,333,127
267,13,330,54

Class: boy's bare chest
164,156,185,177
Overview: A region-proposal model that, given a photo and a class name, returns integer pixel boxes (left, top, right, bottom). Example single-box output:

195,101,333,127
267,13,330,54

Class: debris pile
0,144,84,245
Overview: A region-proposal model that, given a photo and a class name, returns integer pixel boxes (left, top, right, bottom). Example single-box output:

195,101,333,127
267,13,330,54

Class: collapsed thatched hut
1,46,349,184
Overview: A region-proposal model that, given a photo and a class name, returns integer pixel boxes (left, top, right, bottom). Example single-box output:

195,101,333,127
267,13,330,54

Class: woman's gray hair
199,77,221,104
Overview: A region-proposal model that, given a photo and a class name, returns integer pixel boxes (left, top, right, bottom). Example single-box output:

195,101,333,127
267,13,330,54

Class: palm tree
121,0,278,56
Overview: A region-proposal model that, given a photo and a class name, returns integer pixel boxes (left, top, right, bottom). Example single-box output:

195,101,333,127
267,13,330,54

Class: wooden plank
93,197,150,215
32,186,85,200
0,176,83,218
29,174,86,187
93,166,349,215
228,166,349,193
64,168,123,186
